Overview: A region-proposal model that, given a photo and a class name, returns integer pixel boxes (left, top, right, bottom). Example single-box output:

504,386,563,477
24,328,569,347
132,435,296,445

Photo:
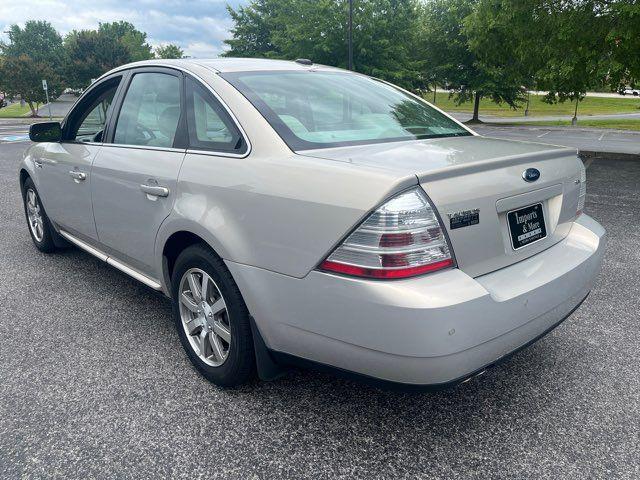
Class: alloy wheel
26,189,44,242
178,268,231,367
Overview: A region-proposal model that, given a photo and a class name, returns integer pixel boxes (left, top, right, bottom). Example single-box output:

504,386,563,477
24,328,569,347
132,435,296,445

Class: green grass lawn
424,92,640,117
0,102,33,118
499,119,640,131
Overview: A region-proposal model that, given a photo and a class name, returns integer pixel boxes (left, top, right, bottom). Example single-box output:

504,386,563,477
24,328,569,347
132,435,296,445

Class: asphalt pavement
472,124,640,155
0,139,638,479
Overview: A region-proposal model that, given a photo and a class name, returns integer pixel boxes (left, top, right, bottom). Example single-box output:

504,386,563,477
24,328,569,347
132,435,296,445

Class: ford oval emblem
522,168,540,182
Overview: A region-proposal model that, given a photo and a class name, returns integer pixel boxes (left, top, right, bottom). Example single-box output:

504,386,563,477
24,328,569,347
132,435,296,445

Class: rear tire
171,244,256,387
22,178,57,253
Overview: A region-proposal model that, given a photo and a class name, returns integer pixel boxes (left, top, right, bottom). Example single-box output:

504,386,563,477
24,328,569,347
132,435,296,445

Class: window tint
68,78,120,142
185,77,244,153
221,71,471,150
114,73,181,148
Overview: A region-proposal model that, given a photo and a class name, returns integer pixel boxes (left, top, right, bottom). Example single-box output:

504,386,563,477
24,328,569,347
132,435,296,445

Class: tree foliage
155,44,185,59
62,21,157,89
0,21,64,115
224,0,426,89
98,21,154,62
63,29,130,89
533,0,611,119
420,0,527,121
607,1,640,88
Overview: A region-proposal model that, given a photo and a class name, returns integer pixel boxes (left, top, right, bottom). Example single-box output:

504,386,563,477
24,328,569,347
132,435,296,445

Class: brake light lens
577,161,587,215
319,187,454,279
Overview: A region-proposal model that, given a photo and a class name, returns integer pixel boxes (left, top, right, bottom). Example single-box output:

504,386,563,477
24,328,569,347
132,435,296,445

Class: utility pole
348,0,353,70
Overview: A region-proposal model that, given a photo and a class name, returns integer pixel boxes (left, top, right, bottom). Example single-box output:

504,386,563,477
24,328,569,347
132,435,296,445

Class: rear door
37,75,123,241
91,67,186,275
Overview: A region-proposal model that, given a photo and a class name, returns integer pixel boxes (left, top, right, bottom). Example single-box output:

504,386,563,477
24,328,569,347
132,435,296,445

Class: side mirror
29,122,62,142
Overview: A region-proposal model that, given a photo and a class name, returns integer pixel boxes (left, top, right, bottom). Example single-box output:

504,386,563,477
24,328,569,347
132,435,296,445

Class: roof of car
118,58,343,74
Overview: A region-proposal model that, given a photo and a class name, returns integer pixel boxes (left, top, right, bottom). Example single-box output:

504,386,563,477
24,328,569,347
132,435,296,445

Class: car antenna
295,58,313,66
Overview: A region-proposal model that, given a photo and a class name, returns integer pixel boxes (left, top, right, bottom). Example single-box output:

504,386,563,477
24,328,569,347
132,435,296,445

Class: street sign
42,79,52,120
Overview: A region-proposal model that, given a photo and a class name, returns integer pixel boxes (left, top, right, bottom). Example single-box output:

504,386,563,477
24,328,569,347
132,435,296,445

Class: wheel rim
178,268,231,367
25,188,44,242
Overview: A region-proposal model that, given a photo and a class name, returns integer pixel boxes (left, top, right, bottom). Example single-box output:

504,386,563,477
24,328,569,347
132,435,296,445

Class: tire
22,177,58,253
171,243,255,387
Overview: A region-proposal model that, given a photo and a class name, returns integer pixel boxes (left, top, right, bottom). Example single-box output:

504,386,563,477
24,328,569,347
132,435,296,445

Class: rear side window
113,72,182,148
185,77,246,154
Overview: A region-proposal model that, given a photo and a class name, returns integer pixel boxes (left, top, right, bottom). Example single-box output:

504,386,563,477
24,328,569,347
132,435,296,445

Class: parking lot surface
472,124,640,155
0,141,638,479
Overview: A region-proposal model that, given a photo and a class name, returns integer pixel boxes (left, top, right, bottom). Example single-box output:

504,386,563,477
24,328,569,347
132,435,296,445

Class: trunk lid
300,136,583,277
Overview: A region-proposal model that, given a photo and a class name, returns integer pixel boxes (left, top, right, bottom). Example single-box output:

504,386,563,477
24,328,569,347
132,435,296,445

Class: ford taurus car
19,58,605,388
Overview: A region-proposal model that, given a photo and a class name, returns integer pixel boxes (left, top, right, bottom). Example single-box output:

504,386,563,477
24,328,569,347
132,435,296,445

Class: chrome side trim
100,143,186,153
185,148,248,159
59,230,108,261
59,230,162,290
105,257,163,290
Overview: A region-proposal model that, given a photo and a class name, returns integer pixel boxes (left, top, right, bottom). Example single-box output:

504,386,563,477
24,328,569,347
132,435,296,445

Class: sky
0,0,248,57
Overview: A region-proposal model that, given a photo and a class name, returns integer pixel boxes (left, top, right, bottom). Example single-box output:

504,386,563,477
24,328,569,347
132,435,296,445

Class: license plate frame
507,203,547,250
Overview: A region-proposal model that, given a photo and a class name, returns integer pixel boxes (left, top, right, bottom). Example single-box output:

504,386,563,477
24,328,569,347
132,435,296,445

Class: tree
533,1,611,124
63,29,130,89
463,0,544,116
155,44,184,59
224,0,281,58
223,0,426,90
348,0,426,89
0,55,63,115
0,21,64,116
607,1,640,89
421,0,525,122
98,21,153,61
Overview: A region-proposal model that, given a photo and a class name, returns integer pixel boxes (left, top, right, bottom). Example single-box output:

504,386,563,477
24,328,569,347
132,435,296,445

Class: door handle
69,170,87,181
140,184,170,197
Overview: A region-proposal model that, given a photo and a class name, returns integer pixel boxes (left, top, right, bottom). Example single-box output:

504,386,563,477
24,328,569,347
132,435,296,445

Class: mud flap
250,316,289,381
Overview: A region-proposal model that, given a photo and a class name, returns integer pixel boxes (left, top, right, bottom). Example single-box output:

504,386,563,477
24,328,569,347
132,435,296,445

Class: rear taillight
319,187,454,279
577,161,587,215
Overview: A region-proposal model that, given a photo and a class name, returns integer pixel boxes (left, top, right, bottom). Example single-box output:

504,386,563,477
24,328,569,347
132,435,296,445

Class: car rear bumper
228,214,606,385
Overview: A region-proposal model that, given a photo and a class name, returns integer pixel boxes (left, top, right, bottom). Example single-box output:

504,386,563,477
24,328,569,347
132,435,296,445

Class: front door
37,76,122,241
91,69,186,276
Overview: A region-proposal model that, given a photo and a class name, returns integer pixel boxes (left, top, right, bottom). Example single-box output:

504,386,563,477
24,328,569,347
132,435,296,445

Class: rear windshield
221,70,471,150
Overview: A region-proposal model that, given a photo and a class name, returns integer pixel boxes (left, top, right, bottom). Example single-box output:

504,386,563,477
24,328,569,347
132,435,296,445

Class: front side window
221,71,471,150
113,72,182,148
67,78,120,142
185,77,245,153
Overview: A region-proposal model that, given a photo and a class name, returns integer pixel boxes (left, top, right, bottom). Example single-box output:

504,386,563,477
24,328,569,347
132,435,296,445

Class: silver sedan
20,58,605,388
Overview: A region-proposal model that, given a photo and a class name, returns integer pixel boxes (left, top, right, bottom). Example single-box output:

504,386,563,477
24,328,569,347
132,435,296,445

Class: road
38,93,78,118
0,140,638,479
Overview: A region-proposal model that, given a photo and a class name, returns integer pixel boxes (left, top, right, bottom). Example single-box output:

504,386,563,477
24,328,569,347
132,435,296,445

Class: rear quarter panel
158,152,417,278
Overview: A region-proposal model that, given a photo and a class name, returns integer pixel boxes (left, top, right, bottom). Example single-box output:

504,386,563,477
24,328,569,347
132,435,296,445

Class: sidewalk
435,88,636,99
449,112,640,123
